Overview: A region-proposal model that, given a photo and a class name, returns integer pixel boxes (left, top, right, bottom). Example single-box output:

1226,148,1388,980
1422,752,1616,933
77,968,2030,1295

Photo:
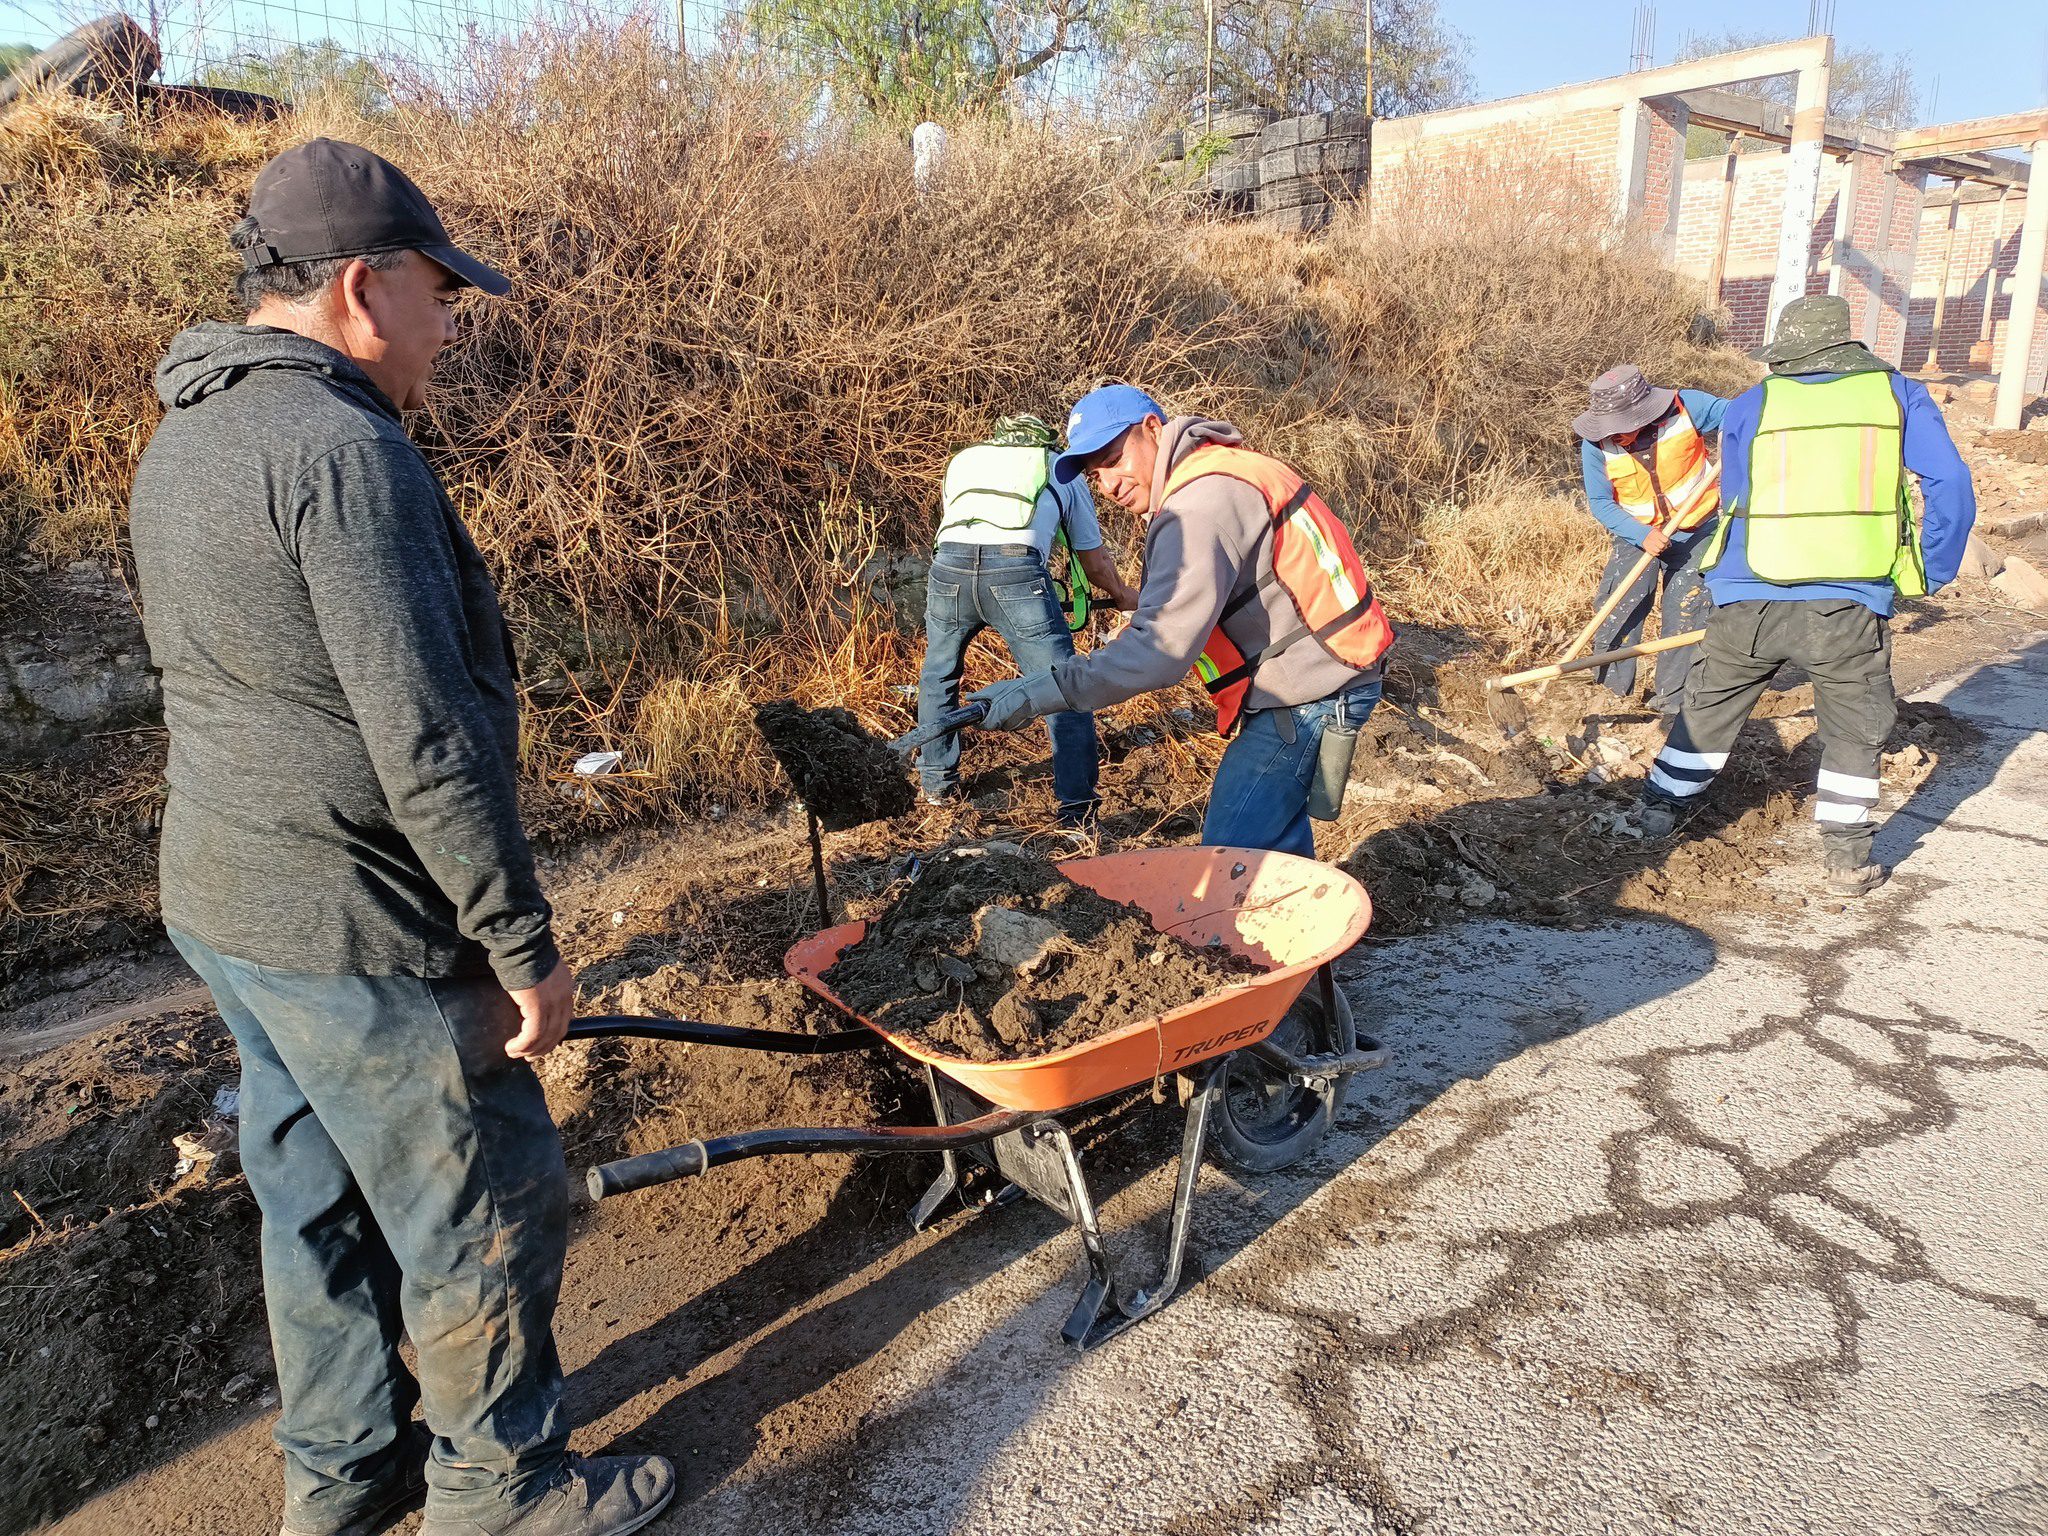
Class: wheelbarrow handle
889,701,988,755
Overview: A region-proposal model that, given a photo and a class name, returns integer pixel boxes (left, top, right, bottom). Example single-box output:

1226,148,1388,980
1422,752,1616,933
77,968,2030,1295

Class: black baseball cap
240,137,510,296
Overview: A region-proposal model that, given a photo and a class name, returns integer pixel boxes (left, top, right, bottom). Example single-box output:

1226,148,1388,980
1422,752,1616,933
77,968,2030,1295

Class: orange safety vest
1161,444,1395,738
1600,397,1721,531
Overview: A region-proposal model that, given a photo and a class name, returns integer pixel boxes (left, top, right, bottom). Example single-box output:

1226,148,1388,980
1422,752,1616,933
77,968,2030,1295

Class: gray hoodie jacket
1051,417,1381,717
129,323,557,989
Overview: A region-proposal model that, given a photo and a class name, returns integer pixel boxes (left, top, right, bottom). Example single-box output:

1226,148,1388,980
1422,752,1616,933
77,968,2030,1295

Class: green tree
196,39,390,114
747,0,1096,119
1,41,39,78
1674,30,1917,131
1104,0,1471,118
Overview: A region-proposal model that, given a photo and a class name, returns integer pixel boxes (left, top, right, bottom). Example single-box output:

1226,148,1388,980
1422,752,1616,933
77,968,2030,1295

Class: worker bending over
1572,363,1727,716
968,386,1392,858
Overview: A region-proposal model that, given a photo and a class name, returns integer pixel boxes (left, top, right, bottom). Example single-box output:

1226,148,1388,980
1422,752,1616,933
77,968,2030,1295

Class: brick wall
1670,149,1921,360
1905,187,2031,373
1370,105,1622,224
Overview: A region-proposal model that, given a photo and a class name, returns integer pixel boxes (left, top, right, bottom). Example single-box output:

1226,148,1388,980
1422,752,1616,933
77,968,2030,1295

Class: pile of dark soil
753,701,915,831
822,850,1262,1063
0,1006,266,1535
1342,694,1974,934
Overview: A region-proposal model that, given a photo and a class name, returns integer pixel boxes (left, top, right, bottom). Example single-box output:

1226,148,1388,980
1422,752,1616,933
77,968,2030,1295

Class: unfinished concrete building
1367,39,2048,429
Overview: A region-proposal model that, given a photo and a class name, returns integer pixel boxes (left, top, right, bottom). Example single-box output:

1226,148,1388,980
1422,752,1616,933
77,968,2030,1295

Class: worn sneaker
1635,800,1678,839
419,1455,676,1536
922,785,962,808
1825,863,1888,898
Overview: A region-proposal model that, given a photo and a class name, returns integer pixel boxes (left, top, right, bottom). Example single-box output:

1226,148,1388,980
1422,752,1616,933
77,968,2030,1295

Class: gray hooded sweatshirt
1051,417,1381,717
129,323,557,990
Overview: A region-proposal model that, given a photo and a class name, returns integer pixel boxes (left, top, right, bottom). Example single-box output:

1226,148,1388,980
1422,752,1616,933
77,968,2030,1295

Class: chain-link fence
0,0,1387,127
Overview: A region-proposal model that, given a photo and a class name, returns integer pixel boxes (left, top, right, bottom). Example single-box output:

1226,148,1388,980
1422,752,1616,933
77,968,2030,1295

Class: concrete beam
1895,111,2048,160
1680,86,1897,156
1374,37,1832,154
1991,135,2048,430
1766,38,1833,336
1910,152,2031,191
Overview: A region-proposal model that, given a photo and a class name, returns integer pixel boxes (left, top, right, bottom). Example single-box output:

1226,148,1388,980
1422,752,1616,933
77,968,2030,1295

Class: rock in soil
753,700,916,831
823,850,1261,1063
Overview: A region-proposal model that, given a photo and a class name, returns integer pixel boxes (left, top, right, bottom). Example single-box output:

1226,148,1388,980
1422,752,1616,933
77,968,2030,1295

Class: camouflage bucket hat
991,413,1057,447
1571,363,1676,441
1755,295,1876,373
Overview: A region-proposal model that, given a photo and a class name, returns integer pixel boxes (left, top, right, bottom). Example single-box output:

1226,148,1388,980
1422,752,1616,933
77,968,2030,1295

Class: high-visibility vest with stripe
1702,371,1922,590
936,443,1051,543
1600,397,1721,531
1162,444,1394,737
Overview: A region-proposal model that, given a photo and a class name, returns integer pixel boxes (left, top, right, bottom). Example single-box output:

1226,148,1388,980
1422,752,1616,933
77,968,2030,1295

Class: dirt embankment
822,849,1260,1062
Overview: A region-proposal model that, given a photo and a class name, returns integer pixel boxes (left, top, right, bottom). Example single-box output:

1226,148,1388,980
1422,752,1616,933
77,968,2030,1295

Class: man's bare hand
1642,526,1673,558
506,960,575,1060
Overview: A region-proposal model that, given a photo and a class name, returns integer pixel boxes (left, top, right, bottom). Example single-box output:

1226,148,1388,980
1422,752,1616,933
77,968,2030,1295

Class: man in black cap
129,140,674,1536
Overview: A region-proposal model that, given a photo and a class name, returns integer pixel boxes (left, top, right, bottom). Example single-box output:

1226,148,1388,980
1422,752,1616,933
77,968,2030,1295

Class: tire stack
1255,111,1369,234
1191,107,1275,215
0,15,159,114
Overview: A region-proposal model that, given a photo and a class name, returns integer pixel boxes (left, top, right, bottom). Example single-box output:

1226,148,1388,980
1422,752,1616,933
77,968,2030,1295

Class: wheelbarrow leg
910,1064,962,1231
1060,1057,1225,1351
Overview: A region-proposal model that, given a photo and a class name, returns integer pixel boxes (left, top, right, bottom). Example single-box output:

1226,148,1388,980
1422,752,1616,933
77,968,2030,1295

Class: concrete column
1705,136,1739,306
1992,141,2048,429
1767,42,1832,333
1614,99,1648,231
1928,181,1963,362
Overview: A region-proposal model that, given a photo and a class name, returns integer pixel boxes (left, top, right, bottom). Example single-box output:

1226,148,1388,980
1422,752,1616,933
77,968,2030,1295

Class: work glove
968,672,1072,732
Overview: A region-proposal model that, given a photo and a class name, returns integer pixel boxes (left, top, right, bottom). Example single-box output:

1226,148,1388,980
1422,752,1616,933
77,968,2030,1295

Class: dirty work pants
1644,599,1897,870
166,929,570,1535
919,542,1098,821
1201,678,1383,859
1589,530,1712,714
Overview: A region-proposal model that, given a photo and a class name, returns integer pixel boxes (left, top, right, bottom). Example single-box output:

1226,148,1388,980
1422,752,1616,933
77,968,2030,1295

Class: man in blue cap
968,385,1394,857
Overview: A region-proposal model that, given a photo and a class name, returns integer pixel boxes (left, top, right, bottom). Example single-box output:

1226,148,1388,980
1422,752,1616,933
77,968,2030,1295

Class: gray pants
1590,532,1712,715
1644,599,1897,869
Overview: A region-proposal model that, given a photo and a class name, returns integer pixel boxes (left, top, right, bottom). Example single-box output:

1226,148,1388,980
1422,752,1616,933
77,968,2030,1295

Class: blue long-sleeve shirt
1703,371,1976,617
1579,388,1730,550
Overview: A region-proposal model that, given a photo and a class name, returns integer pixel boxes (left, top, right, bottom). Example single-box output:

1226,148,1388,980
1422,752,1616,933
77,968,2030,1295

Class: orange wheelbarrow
571,847,1385,1349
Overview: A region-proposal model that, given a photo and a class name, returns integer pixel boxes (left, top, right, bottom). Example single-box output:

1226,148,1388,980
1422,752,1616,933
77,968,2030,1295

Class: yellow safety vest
1704,371,1924,592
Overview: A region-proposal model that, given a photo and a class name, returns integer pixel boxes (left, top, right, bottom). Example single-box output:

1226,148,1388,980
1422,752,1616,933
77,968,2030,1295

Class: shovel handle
1558,543,1661,667
1488,628,1706,692
890,702,988,755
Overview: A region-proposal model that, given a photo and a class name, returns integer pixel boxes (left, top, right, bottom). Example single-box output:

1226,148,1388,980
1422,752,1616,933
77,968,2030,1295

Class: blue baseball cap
1050,385,1166,484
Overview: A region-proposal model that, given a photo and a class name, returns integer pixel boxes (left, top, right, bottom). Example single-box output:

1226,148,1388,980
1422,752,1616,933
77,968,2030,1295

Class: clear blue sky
1454,0,2048,124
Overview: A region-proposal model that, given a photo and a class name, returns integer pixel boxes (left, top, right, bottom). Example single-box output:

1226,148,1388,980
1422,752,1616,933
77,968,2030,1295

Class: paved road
58,637,2048,1536
668,636,2048,1536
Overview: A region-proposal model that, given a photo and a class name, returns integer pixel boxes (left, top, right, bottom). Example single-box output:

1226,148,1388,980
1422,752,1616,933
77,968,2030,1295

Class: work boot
1825,863,1888,898
419,1455,676,1536
281,1427,431,1536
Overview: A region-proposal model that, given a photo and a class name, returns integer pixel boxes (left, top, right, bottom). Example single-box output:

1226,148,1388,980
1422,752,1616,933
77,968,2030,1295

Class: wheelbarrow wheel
1210,981,1354,1174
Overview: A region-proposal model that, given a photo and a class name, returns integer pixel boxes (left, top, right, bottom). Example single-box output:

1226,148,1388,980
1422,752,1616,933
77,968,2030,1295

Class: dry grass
0,32,1753,838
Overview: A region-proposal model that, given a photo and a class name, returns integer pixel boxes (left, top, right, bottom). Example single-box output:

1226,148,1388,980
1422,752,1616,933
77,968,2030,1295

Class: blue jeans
167,929,570,1534
919,543,1098,820
1200,679,1382,858
1591,531,1711,714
